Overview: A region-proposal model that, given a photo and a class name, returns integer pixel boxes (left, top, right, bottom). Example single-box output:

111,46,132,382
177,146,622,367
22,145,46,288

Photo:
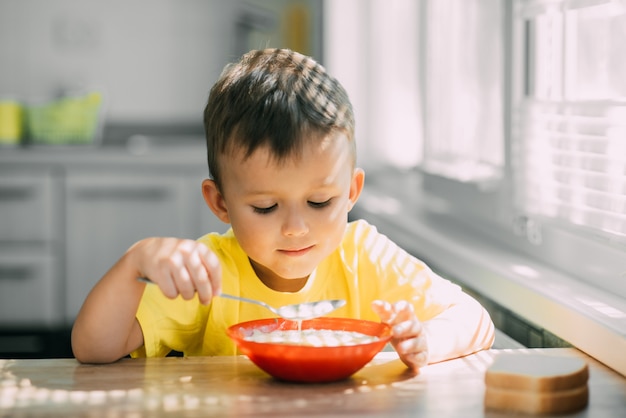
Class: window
514,0,626,239
421,0,505,184
324,0,626,297
324,0,422,169
419,0,626,298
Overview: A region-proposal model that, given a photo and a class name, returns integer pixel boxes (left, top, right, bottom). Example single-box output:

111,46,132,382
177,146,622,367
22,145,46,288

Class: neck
249,258,309,292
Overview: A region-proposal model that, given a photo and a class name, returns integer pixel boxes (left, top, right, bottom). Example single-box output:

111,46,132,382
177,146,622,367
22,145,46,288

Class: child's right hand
129,237,222,305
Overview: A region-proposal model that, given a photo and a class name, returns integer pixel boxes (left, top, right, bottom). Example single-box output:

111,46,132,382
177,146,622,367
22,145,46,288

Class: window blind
513,100,626,239
514,0,626,241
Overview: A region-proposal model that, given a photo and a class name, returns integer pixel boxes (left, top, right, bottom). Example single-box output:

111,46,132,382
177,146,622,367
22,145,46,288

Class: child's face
203,132,364,291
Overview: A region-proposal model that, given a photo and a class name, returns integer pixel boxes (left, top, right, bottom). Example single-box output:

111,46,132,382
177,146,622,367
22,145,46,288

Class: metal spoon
137,277,346,321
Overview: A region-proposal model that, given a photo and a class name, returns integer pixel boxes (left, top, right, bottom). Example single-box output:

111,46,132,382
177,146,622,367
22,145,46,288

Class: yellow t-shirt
132,219,464,357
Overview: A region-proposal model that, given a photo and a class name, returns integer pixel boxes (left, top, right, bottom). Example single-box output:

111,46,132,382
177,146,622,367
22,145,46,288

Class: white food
244,329,378,347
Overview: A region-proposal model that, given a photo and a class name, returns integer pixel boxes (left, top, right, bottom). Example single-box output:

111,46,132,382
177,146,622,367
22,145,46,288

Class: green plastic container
26,92,103,145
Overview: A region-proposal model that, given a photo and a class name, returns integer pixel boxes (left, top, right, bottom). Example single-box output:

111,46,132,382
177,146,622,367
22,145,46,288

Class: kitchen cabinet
0,167,63,327
64,167,224,321
0,251,59,326
0,145,227,335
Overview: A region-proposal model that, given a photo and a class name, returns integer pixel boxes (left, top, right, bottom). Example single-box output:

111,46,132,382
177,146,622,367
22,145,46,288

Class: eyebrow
242,182,339,197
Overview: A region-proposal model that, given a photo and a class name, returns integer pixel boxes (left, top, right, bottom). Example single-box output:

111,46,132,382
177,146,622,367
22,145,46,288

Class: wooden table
1,348,624,417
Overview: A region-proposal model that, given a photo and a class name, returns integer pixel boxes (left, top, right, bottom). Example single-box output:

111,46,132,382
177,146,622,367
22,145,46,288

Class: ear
347,168,365,212
202,179,231,224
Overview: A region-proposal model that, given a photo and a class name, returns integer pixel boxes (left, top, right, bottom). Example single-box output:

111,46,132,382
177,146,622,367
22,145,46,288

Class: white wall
0,0,324,125
0,0,237,123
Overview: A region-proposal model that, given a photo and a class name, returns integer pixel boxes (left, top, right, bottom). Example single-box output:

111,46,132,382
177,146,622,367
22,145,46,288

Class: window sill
353,168,626,376
418,160,502,192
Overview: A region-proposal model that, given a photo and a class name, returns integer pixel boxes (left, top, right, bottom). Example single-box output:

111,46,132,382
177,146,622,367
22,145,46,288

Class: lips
279,245,314,256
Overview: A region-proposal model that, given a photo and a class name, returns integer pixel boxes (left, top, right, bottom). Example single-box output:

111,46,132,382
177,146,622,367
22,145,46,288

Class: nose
281,206,309,237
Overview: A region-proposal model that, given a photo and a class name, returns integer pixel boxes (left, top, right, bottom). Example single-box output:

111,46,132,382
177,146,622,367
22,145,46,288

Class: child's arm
372,293,494,370
71,237,221,364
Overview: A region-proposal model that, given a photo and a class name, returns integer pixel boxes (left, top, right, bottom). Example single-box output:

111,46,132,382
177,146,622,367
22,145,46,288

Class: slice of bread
485,384,589,415
485,352,589,391
484,352,589,415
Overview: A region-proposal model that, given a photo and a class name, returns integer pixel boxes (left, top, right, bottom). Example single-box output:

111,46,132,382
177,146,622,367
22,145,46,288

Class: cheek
327,197,352,224
229,211,273,248
318,203,351,242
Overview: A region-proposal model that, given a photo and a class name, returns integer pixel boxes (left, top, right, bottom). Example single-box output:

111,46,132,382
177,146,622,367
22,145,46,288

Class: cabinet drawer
0,172,57,242
0,252,61,326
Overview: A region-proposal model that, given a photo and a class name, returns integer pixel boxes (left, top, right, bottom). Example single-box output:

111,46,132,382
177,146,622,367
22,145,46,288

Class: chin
276,270,314,281
272,265,317,281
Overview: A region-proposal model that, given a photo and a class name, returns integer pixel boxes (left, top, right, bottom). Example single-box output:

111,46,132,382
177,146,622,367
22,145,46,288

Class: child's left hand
372,300,429,371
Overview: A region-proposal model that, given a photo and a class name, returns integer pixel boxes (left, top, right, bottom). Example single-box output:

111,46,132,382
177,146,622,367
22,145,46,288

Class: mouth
278,245,314,256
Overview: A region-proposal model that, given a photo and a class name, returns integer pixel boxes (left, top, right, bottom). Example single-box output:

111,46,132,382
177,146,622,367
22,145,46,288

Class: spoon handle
218,293,277,313
137,277,277,315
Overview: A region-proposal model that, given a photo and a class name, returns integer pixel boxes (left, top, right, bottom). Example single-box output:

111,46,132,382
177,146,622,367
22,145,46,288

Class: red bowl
227,317,392,383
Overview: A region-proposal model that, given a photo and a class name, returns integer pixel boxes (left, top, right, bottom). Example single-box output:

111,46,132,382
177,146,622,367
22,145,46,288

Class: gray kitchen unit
0,141,226,357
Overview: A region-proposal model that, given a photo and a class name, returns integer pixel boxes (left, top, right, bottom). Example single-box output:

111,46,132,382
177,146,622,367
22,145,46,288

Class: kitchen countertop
1,348,624,417
0,138,208,169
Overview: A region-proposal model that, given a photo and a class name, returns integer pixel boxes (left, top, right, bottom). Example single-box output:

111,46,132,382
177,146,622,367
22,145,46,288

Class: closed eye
308,199,332,209
252,204,277,214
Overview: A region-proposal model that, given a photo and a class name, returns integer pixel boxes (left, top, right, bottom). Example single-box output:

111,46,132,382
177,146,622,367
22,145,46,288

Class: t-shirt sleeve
351,220,464,321
131,284,209,358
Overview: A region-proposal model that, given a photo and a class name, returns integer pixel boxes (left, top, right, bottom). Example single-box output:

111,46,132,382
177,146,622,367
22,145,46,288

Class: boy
72,49,494,369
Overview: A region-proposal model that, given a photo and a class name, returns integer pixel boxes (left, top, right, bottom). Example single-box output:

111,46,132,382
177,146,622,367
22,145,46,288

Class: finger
199,245,222,297
152,274,178,300
391,300,415,321
371,300,396,324
168,250,196,300
398,334,429,363
400,350,429,370
153,259,179,300
392,318,423,340
187,249,212,305
397,333,428,354
386,301,416,332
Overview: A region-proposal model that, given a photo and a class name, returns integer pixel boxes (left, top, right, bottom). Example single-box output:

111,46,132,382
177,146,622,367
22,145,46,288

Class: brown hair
203,48,355,190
